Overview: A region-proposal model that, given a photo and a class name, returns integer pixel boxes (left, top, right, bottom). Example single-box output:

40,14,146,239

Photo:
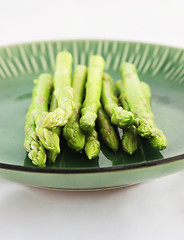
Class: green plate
0,40,184,190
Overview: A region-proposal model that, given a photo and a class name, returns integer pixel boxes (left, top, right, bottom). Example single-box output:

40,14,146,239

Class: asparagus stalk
43,51,74,129
117,79,167,152
79,55,105,132
140,82,153,119
85,128,100,159
120,62,155,137
115,80,129,111
101,73,134,129
63,65,87,151
122,126,139,154
119,62,167,151
97,107,119,152
35,113,60,154
24,74,52,167
116,80,138,154
47,94,62,163
140,82,167,150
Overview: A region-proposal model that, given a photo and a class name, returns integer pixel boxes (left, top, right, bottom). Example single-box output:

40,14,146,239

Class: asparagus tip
63,122,85,152
111,107,134,129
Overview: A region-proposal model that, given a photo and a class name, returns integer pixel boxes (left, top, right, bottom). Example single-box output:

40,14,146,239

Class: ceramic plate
0,40,184,190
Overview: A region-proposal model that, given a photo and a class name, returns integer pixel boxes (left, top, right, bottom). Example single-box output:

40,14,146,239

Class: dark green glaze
0,40,183,190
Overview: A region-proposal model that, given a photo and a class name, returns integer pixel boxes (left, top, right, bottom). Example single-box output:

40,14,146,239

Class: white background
0,0,184,239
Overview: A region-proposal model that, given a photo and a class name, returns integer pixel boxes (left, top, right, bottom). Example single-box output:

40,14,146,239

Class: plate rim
0,39,184,174
0,38,183,51
0,154,184,174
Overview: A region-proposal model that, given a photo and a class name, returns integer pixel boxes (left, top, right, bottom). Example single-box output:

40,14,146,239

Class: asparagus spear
115,80,129,111
116,80,138,154
63,65,87,151
116,79,167,152
101,73,134,129
140,82,167,151
140,82,153,119
79,55,105,132
43,51,74,129
35,114,60,154
47,94,62,163
24,73,52,167
97,107,119,152
85,128,100,159
119,62,167,151
122,126,139,155
120,62,155,137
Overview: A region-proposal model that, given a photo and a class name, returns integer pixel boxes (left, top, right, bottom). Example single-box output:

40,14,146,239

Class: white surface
0,0,184,239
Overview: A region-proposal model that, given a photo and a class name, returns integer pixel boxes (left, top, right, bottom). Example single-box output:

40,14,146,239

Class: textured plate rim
0,39,183,174
0,38,183,51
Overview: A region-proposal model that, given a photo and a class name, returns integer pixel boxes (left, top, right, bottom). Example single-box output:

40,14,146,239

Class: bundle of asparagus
24,51,167,167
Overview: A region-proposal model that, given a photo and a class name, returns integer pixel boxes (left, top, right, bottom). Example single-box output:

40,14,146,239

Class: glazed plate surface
0,40,184,190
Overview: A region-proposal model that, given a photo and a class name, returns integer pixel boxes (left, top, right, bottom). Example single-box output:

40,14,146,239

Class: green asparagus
140,82,167,150
63,65,87,151
119,62,167,150
140,82,153,119
47,94,62,163
101,73,134,129
122,126,139,154
116,80,138,154
35,114,60,153
43,51,74,129
97,107,119,151
115,80,129,110
24,73,52,167
80,55,105,132
85,128,100,159
120,62,157,137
